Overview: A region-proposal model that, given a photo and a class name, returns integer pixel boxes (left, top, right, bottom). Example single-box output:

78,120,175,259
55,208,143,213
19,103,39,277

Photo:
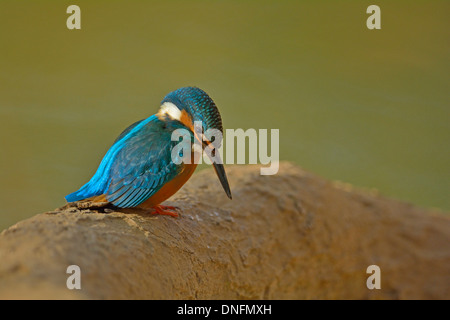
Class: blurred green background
0,1,449,231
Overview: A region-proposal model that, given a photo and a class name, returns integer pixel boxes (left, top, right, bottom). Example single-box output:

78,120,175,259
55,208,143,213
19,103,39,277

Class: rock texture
0,162,449,299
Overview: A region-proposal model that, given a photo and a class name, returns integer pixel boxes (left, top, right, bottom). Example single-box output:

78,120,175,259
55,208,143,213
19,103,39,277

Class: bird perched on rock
65,87,232,217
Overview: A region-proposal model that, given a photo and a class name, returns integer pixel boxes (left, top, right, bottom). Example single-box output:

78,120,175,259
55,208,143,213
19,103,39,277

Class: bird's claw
151,205,179,217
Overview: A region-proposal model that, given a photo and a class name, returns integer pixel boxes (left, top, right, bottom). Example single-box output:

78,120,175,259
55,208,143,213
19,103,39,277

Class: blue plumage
65,115,189,207
162,87,223,133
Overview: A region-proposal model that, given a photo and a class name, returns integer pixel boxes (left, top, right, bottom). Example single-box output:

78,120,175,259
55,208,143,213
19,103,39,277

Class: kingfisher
65,87,232,217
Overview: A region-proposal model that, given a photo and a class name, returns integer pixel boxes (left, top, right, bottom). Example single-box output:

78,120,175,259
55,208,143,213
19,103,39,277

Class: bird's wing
65,119,146,202
113,119,145,144
104,116,186,208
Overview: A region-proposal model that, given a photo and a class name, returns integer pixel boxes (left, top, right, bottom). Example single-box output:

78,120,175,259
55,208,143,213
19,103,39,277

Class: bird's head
157,87,232,200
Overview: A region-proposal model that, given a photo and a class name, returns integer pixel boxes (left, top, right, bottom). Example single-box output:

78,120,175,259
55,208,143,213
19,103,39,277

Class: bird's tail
65,182,104,203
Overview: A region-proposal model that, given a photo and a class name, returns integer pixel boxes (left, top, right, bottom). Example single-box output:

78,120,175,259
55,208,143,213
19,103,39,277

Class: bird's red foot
151,205,179,217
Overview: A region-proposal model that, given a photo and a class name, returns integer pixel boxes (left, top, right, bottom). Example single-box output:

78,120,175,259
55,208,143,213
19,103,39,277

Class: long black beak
212,161,232,200
200,136,232,200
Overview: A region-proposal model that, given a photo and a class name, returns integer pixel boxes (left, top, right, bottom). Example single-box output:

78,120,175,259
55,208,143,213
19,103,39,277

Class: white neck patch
157,102,182,121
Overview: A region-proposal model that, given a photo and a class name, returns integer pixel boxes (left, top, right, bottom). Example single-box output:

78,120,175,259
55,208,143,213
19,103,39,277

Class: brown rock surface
0,162,449,299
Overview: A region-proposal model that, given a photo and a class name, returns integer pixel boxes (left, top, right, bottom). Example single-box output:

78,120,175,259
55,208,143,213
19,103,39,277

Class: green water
0,1,449,231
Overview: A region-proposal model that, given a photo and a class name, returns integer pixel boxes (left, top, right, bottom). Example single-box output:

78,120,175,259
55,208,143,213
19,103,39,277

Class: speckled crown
161,87,223,133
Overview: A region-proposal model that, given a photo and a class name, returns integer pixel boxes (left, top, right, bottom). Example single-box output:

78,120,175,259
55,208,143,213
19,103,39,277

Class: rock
0,162,448,299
